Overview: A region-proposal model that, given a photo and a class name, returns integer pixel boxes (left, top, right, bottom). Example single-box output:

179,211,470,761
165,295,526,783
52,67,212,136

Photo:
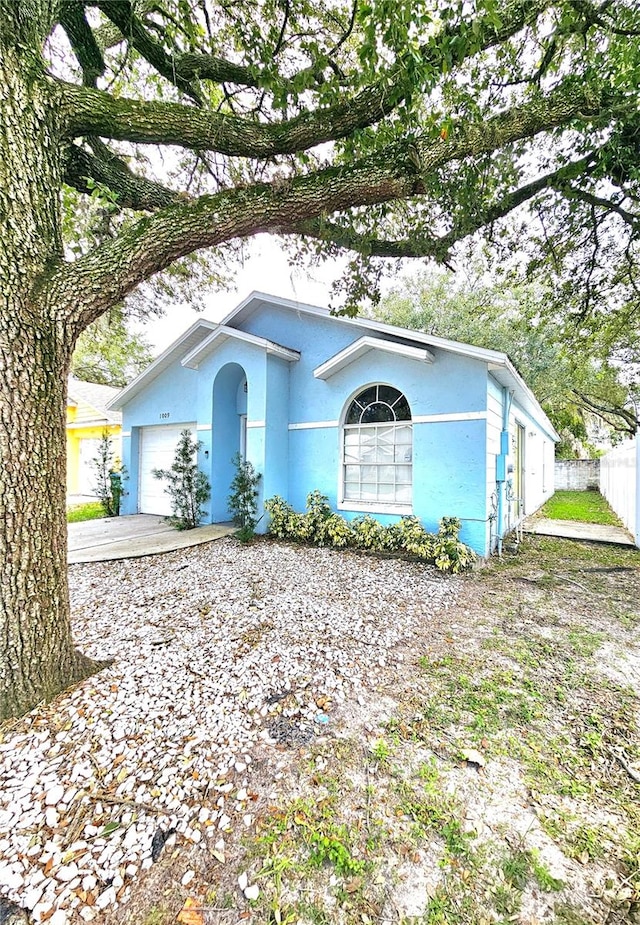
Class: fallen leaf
177,897,204,925
344,876,363,893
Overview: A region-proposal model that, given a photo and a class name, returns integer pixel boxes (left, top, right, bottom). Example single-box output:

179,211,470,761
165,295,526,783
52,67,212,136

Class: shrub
318,513,354,548
228,453,262,542
264,495,303,539
301,489,333,544
153,429,210,530
433,517,477,574
264,492,476,572
351,514,389,550
92,430,126,517
388,516,434,558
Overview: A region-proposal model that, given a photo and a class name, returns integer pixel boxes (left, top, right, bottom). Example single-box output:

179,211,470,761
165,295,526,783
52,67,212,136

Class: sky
137,235,351,355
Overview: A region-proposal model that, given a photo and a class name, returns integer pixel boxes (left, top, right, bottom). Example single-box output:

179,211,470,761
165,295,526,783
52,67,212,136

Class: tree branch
555,183,639,227
573,389,638,433
63,143,182,211
59,1,105,87
90,0,297,91
283,151,603,260
62,62,618,163
52,79,619,332
93,0,202,103
62,0,554,155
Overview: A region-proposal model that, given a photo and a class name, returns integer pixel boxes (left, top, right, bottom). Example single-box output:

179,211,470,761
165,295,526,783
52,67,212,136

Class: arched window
342,385,412,507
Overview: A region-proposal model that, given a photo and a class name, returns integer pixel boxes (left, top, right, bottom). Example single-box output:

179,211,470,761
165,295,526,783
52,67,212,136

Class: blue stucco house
109,292,558,556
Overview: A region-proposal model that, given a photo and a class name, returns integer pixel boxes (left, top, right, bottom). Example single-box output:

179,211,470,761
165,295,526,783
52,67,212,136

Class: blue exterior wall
119,362,201,516
238,305,489,552
237,305,487,420
263,357,290,506
120,301,500,554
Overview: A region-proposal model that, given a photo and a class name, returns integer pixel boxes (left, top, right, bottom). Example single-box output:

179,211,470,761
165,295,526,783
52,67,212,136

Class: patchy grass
101,534,640,925
66,501,104,522
541,489,622,525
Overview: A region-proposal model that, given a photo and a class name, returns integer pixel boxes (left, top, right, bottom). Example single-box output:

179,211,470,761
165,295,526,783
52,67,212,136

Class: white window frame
338,384,413,515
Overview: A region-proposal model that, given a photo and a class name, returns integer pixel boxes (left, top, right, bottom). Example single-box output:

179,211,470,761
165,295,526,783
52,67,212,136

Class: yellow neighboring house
66,377,122,496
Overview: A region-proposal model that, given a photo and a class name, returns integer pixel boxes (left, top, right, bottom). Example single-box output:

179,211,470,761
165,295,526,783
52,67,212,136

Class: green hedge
264,490,476,574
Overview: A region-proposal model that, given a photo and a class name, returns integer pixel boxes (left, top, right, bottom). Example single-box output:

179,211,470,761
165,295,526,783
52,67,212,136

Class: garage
138,423,197,515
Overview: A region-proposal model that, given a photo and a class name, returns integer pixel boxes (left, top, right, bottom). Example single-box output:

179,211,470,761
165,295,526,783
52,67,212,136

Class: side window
342,385,412,506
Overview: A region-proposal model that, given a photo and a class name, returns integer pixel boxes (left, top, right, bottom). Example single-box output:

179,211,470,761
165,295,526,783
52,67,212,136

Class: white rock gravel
0,539,455,921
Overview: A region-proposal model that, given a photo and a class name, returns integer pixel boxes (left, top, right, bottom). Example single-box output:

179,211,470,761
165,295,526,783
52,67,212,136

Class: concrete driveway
68,514,234,564
524,516,635,546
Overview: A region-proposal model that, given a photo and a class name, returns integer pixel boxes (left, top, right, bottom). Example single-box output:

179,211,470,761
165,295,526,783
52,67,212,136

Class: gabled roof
182,325,300,369
314,336,434,380
220,291,508,364
68,377,122,425
108,318,219,410
222,292,559,440
109,291,559,440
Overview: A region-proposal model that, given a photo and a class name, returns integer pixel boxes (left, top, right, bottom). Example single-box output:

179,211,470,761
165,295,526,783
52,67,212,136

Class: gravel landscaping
0,539,455,924
1,535,639,925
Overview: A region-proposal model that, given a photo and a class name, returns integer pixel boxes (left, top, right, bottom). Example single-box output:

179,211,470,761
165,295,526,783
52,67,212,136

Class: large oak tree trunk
0,38,98,720
0,318,98,720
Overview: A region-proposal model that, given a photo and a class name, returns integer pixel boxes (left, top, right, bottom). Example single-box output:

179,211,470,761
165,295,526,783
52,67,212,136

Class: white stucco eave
180,325,300,368
488,359,560,442
314,335,434,380
106,319,219,411
221,291,506,364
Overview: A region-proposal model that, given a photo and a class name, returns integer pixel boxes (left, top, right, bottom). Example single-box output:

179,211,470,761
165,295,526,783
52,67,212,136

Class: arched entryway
211,362,247,522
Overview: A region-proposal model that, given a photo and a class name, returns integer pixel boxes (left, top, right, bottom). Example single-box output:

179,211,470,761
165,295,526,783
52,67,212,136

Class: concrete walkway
68,514,235,564
524,517,635,547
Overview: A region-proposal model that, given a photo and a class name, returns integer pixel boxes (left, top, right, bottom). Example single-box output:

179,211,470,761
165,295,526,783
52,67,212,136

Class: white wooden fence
599,438,639,545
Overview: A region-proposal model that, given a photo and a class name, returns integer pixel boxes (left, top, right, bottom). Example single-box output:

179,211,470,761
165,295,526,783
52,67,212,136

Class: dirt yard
2,534,639,925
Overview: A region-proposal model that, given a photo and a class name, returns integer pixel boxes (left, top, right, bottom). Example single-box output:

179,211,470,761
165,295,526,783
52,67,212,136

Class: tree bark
0,41,99,721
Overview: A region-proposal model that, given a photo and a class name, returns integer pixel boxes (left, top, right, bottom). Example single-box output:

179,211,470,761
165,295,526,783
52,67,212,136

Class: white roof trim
181,325,300,369
107,318,219,410
221,291,506,364
314,336,434,380
223,291,558,441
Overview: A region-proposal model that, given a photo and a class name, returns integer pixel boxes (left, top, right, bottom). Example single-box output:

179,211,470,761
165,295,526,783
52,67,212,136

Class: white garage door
139,423,196,515
78,438,102,496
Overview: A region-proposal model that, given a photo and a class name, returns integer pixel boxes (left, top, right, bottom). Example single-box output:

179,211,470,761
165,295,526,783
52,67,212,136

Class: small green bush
264,495,303,539
352,513,390,550
153,429,210,530
228,453,262,542
92,430,126,517
264,492,476,573
318,513,354,548
388,515,434,557
300,488,333,542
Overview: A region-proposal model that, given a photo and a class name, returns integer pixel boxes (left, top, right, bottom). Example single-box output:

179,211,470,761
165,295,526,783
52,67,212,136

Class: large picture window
342,385,412,507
